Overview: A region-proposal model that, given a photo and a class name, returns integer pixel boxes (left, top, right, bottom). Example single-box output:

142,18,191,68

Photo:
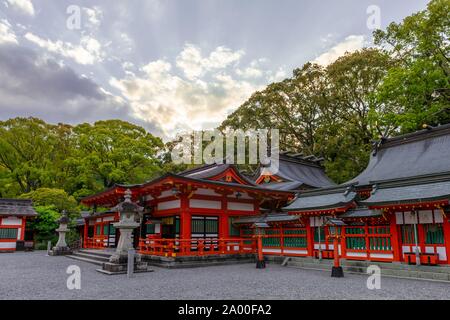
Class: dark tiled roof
258,154,336,190
233,213,300,224
179,163,257,185
0,199,38,217
338,207,382,218
283,187,356,212
361,179,450,206
257,181,304,191
346,124,450,187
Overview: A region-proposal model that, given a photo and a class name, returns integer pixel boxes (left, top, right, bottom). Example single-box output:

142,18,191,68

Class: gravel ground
0,251,449,300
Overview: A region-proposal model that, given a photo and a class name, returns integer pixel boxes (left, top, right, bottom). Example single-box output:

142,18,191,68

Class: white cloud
6,0,35,16
236,67,263,78
176,43,244,80
84,6,103,29
313,35,366,66
24,32,104,65
110,46,263,139
236,59,268,79
0,19,18,44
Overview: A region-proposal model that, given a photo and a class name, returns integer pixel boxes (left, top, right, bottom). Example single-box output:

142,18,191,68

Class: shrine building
0,199,37,252
80,124,450,266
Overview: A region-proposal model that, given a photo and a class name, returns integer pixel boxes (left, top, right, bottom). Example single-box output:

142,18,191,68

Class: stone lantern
108,189,144,264
51,210,72,256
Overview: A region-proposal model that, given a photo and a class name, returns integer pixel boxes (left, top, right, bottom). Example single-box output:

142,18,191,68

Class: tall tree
70,120,164,198
0,117,59,193
319,48,394,182
221,63,329,154
374,0,450,132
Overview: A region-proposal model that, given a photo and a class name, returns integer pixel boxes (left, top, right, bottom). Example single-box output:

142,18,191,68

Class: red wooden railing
84,236,108,249
138,238,256,257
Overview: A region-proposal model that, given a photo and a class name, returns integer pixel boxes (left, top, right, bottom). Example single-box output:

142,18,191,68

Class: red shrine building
0,199,37,252
80,124,450,266
80,163,295,250
280,124,450,265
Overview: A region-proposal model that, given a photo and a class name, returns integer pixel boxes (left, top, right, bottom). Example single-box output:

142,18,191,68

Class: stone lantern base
49,246,72,256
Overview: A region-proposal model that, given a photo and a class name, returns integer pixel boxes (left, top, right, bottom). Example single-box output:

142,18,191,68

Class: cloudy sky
0,0,429,140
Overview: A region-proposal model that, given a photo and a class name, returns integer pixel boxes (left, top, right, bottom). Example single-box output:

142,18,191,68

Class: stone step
344,260,450,274
285,256,450,274
72,251,110,262
66,254,105,266
78,249,114,258
284,259,450,282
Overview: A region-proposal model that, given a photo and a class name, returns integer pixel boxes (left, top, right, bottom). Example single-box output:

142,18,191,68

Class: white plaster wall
0,242,16,249
418,210,433,224
1,217,22,226
227,202,254,211
194,188,220,196
158,200,181,210
190,199,221,209
370,253,393,259
436,247,447,260
160,190,173,198
395,212,404,225
346,252,367,257
403,212,418,224
434,210,444,223
283,249,308,255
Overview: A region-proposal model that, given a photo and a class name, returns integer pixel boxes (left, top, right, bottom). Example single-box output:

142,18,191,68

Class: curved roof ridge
345,124,450,187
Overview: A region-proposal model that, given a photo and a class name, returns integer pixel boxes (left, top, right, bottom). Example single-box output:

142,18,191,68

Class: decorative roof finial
124,189,132,202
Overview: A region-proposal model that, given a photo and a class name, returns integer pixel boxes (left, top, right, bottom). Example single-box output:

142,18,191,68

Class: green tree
19,188,78,214
374,0,450,132
220,49,393,183
70,120,164,198
0,117,60,193
29,205,60,246
221,63,329,153
319,48,394,182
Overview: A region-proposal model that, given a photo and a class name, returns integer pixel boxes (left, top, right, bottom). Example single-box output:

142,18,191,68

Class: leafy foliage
220,1,449,182
29,206,60,244
373,0,450,132
19,188,78,214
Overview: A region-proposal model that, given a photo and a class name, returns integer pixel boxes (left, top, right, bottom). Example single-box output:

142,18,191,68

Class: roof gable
346,124,450,187
255,153,336,190
180,163,255,186
0,198,38,217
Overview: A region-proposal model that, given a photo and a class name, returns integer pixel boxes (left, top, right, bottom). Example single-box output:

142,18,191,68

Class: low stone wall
139,253,256,268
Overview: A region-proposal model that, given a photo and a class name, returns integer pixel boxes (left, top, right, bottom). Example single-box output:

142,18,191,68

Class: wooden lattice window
0,228,17,239
314,227,325,242
146,224,155,234
401,225,416,244
228,217,240,237
424,224,444,244
191,216,218,238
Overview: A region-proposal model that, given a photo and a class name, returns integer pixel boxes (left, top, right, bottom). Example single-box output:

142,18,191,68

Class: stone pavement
0,251,448,300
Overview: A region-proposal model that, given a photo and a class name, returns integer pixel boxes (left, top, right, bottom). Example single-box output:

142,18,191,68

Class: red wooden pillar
364,222,370,260
20,217,26,241
389,212,402,262
83,219,89,248
219,196,228,239
305,220,314,257
340,225,347,259
180,194,191,240
279,225,284,255
333,236,340,267
442,210,450,264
